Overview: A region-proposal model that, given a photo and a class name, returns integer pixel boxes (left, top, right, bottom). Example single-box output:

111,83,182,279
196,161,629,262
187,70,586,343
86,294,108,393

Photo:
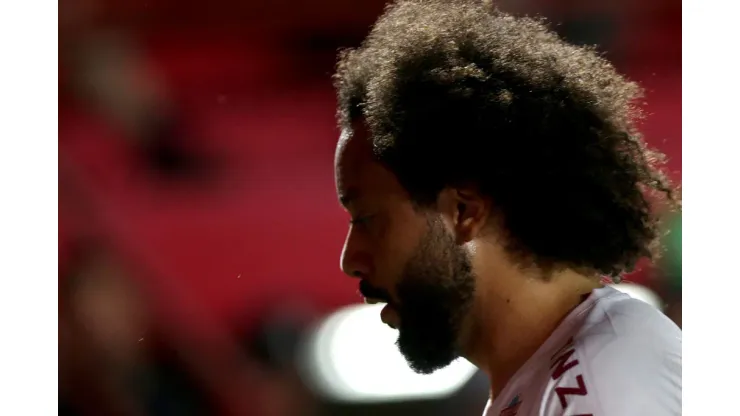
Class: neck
460,244,603,398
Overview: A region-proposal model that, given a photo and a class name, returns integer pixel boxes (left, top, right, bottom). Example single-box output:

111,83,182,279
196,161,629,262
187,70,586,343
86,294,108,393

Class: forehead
334,123,407,206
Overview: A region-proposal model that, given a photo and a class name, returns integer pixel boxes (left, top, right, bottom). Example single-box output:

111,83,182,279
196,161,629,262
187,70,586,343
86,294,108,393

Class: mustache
358,280,393,303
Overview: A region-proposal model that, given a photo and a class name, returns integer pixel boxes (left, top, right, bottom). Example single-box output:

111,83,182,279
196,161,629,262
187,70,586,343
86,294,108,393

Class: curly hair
333,0,679,278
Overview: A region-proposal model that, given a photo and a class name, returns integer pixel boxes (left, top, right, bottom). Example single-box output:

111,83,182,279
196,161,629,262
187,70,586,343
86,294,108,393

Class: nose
340,230,371,279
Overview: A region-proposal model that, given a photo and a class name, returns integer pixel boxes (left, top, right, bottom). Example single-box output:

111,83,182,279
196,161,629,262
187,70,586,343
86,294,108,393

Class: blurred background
58,0,681,415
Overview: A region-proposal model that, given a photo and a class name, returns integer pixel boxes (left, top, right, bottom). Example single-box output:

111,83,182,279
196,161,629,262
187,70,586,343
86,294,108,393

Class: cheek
374,213,426,287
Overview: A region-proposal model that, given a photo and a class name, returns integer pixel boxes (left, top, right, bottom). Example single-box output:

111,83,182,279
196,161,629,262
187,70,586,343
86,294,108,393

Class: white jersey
483,286,681,416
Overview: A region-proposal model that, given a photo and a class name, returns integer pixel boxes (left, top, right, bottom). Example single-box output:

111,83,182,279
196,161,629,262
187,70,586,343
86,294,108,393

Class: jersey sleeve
539,325,682,416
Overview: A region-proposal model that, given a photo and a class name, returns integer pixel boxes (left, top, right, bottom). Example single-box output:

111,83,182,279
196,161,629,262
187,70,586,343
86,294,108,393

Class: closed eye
349,215,374,226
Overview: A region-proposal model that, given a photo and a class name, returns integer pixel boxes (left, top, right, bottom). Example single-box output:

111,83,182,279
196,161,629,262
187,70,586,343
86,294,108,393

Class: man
332,1,681,415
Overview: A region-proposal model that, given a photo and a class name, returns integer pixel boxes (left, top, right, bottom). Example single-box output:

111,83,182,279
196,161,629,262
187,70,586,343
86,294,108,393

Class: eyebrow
339,188,359,207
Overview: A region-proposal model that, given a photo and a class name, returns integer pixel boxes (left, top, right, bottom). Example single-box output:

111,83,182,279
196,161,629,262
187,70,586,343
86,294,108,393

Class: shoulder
540,293,681,416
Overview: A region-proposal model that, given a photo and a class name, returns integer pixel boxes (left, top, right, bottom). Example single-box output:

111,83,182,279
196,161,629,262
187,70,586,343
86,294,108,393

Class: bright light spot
300,303,478,403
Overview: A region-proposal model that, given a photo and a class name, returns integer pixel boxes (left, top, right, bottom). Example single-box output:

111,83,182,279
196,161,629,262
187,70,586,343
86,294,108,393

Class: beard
394,216,476,374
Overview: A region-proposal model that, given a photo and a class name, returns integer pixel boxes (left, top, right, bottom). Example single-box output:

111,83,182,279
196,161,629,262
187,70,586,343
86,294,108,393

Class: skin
334,121,603,397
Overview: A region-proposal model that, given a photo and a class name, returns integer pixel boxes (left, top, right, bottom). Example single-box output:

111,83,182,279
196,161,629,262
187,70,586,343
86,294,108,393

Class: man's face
334,123,476,374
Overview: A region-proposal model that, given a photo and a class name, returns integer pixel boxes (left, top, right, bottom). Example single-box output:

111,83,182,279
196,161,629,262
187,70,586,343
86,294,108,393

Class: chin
397,329,461,375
